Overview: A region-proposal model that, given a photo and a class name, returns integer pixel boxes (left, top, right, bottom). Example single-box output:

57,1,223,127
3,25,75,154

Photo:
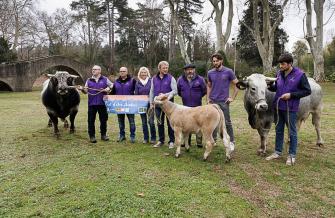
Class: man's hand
103,87,111,93
225,97,234,104
280,93,291,100
207,99,213,104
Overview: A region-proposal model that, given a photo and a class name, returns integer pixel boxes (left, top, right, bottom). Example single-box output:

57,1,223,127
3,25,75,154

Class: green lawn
0,83,334,217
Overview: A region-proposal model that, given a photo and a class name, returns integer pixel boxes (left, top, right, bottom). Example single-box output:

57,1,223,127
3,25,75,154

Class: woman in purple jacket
135,67,156,144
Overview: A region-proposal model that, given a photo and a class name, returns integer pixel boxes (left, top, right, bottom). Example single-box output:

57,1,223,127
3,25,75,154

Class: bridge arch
0,56,91,91
0,80,13,91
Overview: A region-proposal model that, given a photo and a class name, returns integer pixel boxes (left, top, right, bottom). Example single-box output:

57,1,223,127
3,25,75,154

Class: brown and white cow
153,94,233,161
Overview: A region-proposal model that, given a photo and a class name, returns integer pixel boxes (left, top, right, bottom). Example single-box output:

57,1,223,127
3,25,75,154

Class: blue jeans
275,110,298,157
140,112,156,141
117,114,136,139
155,107,174,144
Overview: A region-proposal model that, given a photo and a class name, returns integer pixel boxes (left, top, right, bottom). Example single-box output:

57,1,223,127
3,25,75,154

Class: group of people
79,53,311,166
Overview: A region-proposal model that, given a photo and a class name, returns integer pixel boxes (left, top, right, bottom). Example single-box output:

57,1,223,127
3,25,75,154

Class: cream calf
154,95,232,161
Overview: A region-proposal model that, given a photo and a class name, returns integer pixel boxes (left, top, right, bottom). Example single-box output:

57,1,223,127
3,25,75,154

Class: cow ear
236,81,248,90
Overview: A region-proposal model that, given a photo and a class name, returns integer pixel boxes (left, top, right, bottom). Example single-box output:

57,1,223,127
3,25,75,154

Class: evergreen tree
0,37,17,63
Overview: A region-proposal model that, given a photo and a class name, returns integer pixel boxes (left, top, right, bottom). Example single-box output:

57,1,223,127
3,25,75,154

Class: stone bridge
0,55,92,91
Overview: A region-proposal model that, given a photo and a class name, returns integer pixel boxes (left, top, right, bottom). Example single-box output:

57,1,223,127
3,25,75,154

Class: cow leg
222,128,232,162
47,118,53,127
69,110,78,134
175,129,183,158
203,133,214,161
184,133,190,152
63,119,69,129
257,134,268,156
312,111,323,146
48,113,59,138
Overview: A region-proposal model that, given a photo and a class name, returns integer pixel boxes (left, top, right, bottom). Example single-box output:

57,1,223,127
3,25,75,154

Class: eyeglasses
92,69,100,70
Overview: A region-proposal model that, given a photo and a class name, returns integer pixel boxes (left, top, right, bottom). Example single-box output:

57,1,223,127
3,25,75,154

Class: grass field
0,83,335,217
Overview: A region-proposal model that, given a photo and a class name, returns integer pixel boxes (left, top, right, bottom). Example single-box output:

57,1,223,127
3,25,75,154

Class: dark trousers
88,105,108,137
275,110,298,157
188,134,202,146
155,107,174,144
213,102,234,142
117,114,136,139
140,112,156,141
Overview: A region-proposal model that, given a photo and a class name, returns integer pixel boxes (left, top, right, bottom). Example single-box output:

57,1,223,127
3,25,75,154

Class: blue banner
103,95,149,114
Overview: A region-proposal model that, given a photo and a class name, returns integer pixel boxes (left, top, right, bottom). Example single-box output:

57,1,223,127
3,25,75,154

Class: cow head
153,94,168,105
236,74,276,111
47,71,79,95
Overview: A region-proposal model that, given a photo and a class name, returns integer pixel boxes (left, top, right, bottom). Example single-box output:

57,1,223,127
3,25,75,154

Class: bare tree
305,0,325,82
240,0,289,73
209,0,233,52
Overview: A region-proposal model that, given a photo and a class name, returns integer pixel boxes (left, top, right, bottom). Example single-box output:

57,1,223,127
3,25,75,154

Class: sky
37,0,335,52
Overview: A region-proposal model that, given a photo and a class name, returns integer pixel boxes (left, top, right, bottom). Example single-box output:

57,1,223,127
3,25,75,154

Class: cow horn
265,77,277,82
46,74,55,77
70,75,79,79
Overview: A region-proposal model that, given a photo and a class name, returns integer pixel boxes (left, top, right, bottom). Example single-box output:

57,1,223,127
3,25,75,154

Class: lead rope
68,85,107,96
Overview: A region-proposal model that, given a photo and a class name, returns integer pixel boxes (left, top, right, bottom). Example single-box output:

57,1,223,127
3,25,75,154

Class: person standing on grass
135,67,157,144
149,61,177,149
80,65,113,143
266,53,311,165
207,53,239,151
177,63,207,148
111,67,137,143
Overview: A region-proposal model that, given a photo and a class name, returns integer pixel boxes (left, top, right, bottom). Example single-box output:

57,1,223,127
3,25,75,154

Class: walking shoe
168,142,174,149
130,138,135,143
143,140,149,144
89,136,97,143
153,141,163,148
265,153,281,161
286,156,296,166
117,136,126,142
101,135,109,141
150,140,157,145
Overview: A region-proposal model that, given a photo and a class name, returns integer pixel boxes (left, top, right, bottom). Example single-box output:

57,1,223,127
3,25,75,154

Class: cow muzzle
57,86,68,95
255,99,268,111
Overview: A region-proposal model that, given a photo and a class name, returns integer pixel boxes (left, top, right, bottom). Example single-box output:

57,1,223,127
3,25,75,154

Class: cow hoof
69,129,75,134
54,132,60,139
186,148,190,152
47,123,52,127
225,157,231,163
257,149,266,156
175,153,180,158
64,124,69,129
316,142,324,147
203,157,208,162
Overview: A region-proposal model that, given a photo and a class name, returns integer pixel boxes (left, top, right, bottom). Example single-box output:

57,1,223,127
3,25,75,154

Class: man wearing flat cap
177,63,207,147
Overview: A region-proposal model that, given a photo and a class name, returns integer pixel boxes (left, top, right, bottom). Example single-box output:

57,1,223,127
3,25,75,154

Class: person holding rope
79,65,113,143
177,63,207,148
135,67,156,144
266,53,311,165
149,61,177,149
111,67,137,143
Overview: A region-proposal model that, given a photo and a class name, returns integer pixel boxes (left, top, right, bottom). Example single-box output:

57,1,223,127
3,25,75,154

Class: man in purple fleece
177,63,206,147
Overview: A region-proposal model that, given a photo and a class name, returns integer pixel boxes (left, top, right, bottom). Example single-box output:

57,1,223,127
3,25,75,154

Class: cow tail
212,104,230,146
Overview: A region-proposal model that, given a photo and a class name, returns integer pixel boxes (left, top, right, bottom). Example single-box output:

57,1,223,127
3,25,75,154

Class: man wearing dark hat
177,63,207,147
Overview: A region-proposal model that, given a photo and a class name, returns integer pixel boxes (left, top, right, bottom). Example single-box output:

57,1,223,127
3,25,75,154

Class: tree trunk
305,0,325,82
210,0,233,53
168,9,176,61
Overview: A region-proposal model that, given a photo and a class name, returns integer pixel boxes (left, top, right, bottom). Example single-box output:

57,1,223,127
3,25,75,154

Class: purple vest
153,73,173,97
135,78,151,95
86,76,108,106
177,75,206,107
274,67,304,112
114,77,135,95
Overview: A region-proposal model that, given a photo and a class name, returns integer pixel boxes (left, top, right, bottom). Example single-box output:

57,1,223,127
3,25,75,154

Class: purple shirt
135,78,151,95
208,66,236,102
274,67,304,112
177,74,206,107
86,76,109,106
112,76,136,95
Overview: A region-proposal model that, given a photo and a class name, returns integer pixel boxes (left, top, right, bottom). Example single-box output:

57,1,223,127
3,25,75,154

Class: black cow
41,71,80,137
